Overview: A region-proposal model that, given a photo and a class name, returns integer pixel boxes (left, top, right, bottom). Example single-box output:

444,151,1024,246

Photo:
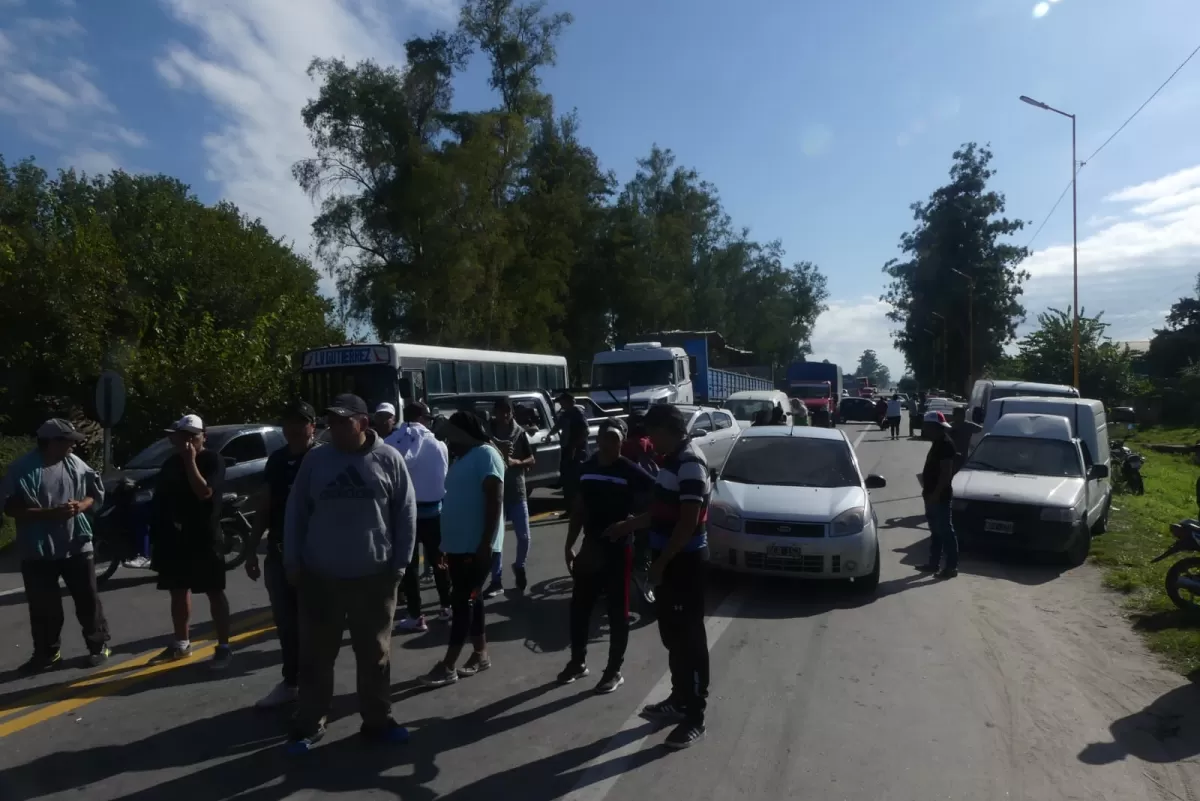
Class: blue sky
2,0,1199,378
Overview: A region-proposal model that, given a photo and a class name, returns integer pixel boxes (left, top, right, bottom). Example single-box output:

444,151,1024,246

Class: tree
855,349,890,389
1014,307,1138,403
1145,272,1200,381
897,375,918,394
882,143,1029,393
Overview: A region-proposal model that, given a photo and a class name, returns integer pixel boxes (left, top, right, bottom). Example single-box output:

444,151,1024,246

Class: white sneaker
396,616,428,632
122,555,152,569
255,682,298,709
437,607,452,622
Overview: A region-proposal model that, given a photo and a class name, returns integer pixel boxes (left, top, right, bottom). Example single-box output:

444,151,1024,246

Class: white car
706,425,887,593
679,405,741,471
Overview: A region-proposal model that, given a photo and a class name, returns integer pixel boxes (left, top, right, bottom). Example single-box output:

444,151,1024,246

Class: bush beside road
1092,426,1200,673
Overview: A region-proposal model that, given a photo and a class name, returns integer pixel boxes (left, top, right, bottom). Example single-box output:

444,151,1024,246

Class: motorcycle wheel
1166,557,1200,617
220,517,251,571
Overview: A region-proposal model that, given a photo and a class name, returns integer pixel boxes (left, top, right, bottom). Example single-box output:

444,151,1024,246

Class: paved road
2,424,1199,801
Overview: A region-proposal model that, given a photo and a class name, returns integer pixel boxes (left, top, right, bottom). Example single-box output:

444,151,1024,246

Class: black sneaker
19,651,62,674
360,719,410,744
557,660,589,684
914,563,939,573
937,567,959,579
513,565,527,592
665,721,706,750
640,698,687,723
595,670,624,694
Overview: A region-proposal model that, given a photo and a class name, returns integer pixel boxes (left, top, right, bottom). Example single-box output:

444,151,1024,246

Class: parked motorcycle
1151,519,1200,616
1110,439,1146,495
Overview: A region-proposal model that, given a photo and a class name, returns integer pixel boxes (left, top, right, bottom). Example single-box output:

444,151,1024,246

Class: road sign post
95,370,126,475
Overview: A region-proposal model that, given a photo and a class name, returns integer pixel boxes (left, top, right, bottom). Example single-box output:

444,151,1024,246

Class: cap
643,403,688,435
375,402,397,417
327,393,369,418
37,418,86,442
923,410,951,429
403,401,431,422
282,400,316,422
165,414,204,435
556,391,575,404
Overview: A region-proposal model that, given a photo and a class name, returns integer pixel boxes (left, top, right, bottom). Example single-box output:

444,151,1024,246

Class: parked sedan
679,405,742,471
706,426,887,593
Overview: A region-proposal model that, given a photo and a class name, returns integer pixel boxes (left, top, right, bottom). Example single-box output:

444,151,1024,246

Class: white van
723,390,791,426
952,399,1111,565
968,380,1079,426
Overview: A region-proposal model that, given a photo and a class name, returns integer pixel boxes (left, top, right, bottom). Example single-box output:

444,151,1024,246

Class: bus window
469,362,483,393
535,365,545,390
482,363,498,391
455,362,470,393
505,363,518,391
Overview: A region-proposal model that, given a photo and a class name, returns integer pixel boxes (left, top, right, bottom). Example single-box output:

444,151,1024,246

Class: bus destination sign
302,346,393,369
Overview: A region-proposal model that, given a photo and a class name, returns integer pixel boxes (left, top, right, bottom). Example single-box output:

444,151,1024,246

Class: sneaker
211,644,233,671
937,567,959,579
19,651,62,674
457,653,491,677
595,670,624,694
361,719,410,744
156,641,192,662
122,555,153,569
418,662,459,688
437,607,452,622
557,660,589,684
483,581,504,599
513,565,528,592
914,563,939,573
665,721,706,750
395,616,428,633
255,682,299,709
641,698,688,723
286,726,326,754
88,645,111,667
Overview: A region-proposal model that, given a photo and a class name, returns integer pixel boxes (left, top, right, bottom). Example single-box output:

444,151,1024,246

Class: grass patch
1091,427,1200,673
0,435,36,552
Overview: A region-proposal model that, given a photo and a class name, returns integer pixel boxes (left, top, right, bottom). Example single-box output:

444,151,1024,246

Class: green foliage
0,435,35,550
1014,306,1141,404
295,0,828,373
882,143,1029,392
854,350,890,389
0,158,340,460
896,375,917,394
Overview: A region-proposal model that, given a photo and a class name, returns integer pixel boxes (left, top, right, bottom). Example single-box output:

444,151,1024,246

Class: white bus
298,342,569,415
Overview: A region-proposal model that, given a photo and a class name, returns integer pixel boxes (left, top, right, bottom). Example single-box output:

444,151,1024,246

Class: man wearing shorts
150,414,233,668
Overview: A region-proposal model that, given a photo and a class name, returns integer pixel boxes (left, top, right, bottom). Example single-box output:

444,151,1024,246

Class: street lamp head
1020,95,1050,110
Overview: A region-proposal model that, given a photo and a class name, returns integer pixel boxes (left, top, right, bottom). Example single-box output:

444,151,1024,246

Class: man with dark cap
245,400,319,708
604,404,712,750
284,393,417,752
918,410,959,579
0,419,110,672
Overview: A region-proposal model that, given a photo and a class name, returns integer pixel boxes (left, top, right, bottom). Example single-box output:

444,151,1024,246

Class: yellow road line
0,616,277,738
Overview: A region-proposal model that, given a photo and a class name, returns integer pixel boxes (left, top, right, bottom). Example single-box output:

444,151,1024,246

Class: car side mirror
709,467,719,481
223,456,237,467
971,407,984,424
693,427,710,436
865,474,887,490
1088,464,1110,479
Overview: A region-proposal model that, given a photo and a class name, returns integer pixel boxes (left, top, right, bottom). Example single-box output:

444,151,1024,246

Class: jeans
491,498,531,582
263,552,299,686
925,499,958,570
654,548,709,724
22,554,110,656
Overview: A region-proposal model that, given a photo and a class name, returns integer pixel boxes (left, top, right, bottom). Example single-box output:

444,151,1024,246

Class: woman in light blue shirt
419,411,505,688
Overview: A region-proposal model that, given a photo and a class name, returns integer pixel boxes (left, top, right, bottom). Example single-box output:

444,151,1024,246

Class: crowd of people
0,392,715,753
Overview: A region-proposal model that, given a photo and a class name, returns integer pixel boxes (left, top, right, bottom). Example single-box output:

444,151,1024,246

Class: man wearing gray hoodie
284,393,417,753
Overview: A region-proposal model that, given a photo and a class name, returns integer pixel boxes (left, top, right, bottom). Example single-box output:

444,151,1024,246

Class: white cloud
800,124,833,158
154,0,449,264
64,148,120,175
809,297,906,379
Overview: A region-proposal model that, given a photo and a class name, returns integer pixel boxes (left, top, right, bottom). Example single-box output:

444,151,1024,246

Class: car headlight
831,506,866,537
710,506,743,532
1040,499,1084,523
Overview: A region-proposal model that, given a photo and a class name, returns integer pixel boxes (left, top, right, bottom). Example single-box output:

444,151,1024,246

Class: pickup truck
428,391,621,491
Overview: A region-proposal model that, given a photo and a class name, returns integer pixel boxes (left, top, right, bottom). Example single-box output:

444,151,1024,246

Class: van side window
1080,441,1094,467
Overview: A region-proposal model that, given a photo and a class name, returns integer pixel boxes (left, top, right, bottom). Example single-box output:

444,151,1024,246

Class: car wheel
1061,525,1091,567
1090,497,1111,536
853,542,881,595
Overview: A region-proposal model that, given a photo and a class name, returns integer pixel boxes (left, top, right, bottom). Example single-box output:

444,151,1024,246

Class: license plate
767,545,804,558
984,519,1014,534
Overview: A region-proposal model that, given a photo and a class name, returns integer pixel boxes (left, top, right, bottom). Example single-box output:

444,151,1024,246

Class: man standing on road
552,392,589,515
150,414,234,668
0,419,110,672
949,405,981,473
918,411,959,579
559,418,656,694
245,400,318,708
486,397,535,597
605,404,711,750
885,394,903,440
284,393,416,752
374,402,398,440
390,401,452,632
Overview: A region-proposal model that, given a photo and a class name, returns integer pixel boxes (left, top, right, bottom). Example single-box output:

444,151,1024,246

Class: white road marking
0,586,23,598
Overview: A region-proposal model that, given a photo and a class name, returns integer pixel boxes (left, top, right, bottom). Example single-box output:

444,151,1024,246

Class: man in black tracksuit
558,418,656,695
606,404,711,750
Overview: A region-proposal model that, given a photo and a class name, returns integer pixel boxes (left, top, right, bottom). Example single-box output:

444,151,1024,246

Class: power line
1025,41,1200,250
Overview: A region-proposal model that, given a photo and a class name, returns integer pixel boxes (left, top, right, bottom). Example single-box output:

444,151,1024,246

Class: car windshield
788,385,828,400
721,436,860,488
964,436,1083,478
125,430,235,469
592,360,675,388
723,399,775,421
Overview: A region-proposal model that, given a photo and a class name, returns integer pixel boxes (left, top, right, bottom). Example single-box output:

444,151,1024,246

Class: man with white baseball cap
374,402,398,440
0,419,111,672
149,413,234,668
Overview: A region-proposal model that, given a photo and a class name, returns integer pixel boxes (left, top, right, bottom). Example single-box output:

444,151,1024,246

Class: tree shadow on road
1079,682,1200,766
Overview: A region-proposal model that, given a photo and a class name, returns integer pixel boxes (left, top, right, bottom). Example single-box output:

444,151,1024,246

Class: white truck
589,340,773,412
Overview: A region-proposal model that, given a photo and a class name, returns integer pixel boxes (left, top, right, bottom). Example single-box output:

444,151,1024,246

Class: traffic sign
95,370,126,428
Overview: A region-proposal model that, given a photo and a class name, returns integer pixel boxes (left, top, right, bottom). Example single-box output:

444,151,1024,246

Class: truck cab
590,342,694,411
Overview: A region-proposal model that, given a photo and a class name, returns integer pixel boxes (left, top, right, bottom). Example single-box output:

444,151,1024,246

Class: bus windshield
300,365,398,417
592,360,676,388
789,384,829,400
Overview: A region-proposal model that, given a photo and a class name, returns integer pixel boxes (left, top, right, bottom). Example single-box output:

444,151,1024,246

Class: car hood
713,480,866,521
102,467,159,493
952,469,1084,507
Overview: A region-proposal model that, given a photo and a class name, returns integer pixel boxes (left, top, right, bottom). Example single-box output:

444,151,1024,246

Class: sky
2,0,1199,380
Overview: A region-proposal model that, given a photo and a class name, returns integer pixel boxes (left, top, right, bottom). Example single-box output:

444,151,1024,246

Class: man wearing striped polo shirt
605,403,711,750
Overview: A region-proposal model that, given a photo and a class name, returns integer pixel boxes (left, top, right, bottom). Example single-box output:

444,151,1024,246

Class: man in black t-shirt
558,418,655,694
918,411,959,579
245,400,318,707
552,392,590,511
150,414,233,667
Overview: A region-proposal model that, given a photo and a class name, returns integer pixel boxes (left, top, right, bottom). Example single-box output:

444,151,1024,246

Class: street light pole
950,268,975,390
1020,94,1080,389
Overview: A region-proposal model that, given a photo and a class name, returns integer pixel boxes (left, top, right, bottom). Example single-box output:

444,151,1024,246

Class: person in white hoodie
386,401,451,632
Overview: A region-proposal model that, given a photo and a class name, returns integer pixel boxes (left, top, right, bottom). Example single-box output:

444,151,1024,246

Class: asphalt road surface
2,423,1199,801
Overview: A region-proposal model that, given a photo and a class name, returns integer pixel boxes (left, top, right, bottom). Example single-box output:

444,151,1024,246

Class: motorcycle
1151,519,1200,616
1110,439,1146,495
